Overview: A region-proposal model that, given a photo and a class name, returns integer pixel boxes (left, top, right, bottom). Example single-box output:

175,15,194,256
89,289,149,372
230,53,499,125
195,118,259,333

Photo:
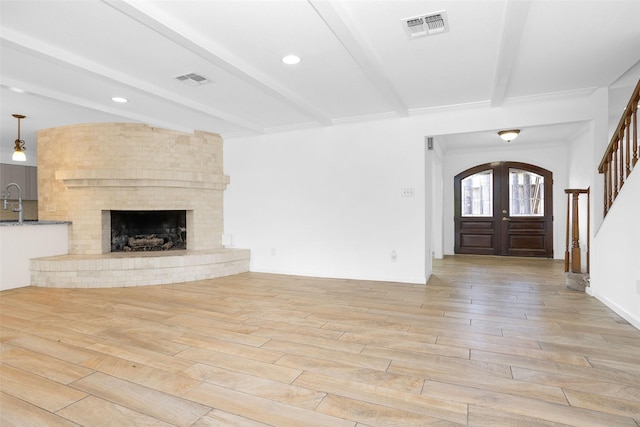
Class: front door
454,162,553,257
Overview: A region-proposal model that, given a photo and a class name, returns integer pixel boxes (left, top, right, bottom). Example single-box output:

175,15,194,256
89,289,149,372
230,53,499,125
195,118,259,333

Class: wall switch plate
401,188,415,197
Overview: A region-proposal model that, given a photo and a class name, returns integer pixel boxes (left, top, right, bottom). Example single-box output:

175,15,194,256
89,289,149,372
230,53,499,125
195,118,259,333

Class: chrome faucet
2,183,24,224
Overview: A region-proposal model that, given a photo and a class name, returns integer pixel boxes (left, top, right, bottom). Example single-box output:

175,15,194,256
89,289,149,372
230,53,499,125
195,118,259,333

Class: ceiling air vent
175,73,211,86
402,11,449,39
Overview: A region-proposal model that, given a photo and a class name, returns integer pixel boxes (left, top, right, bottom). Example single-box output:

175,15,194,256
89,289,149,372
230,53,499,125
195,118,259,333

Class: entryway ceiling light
111,96,128,103
282,54,301,65
498,129,520,143
11,114,27,162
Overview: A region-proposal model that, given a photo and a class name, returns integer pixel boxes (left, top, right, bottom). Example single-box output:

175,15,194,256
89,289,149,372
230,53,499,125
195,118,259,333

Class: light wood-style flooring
1,255,640,426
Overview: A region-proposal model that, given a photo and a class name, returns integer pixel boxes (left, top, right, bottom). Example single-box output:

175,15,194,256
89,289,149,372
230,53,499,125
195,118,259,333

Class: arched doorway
454,162,553,257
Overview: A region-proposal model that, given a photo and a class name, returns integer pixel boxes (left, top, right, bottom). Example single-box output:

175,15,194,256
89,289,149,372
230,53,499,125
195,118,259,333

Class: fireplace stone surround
30,123,249,288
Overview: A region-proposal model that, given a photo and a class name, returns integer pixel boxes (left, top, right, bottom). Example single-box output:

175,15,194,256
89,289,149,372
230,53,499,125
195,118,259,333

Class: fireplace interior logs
111,210,186,252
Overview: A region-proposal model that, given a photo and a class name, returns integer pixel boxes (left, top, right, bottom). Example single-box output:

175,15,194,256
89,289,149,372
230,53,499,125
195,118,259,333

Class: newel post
564,188,590,291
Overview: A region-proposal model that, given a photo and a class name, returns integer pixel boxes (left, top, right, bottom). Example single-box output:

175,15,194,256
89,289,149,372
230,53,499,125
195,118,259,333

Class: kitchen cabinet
0,164,38,200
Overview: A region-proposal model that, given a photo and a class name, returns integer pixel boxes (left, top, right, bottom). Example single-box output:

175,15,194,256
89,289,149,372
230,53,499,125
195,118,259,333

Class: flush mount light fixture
111,96,128,103
498,129,520,142
11,114,27,162
282,54,301,65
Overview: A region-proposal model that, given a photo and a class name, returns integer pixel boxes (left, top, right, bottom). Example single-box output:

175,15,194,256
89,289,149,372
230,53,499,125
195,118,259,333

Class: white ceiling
2,0,640,163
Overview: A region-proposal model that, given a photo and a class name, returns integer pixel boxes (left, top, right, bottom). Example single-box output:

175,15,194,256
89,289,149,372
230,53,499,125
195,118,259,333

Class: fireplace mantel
55,169,229,190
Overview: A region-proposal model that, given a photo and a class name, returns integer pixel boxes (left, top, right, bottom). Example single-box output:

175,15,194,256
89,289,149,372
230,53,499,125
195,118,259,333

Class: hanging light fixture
11,114,27,161
498,129,520,143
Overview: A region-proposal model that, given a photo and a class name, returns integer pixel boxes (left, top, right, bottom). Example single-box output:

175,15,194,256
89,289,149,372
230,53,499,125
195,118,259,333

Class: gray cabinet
25,166,37,200
0,164,38,200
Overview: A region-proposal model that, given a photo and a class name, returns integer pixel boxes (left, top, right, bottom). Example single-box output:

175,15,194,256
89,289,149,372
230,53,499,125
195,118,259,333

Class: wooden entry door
454,162,553,257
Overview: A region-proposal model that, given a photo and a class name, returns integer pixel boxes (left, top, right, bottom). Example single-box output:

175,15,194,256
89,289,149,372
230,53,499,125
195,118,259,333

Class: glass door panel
509,168,544,216
461,170,493,217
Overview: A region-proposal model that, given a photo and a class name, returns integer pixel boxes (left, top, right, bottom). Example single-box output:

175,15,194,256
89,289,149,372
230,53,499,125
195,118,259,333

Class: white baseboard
592,292,640,331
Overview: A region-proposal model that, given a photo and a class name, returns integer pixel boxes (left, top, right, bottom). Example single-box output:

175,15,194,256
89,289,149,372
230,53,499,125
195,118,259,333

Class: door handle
502,217,510,221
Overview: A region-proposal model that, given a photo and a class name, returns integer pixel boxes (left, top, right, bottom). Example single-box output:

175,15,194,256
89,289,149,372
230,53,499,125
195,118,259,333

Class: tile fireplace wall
32,123,249,288
38,123,228,254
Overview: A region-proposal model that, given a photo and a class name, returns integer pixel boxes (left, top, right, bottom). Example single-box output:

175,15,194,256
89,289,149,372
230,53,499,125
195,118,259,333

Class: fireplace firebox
111,210,186,252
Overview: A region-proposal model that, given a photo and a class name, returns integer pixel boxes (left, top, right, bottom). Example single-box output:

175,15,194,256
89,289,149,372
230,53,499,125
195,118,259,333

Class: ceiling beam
308,0,408,117
1,77,196,133
103,0,333,127
490,0,531,107
1,30,266,134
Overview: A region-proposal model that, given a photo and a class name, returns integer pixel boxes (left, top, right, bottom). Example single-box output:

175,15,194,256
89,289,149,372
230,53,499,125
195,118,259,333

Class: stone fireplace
30,123,250,288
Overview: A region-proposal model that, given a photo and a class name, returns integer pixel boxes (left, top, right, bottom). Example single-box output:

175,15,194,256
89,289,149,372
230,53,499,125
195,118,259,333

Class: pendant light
12,114,27,161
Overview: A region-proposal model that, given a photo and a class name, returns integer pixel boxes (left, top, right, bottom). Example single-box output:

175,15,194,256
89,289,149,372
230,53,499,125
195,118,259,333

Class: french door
454,162,553,257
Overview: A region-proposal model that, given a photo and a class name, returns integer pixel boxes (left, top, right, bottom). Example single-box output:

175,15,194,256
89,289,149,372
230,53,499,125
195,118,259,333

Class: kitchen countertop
0,220,71,227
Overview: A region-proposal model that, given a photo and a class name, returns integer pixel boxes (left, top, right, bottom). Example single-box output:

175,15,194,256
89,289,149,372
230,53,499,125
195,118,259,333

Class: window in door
461,169,493,217
509,168,545,216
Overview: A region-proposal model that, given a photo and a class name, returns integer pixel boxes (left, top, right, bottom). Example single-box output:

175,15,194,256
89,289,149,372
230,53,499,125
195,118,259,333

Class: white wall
566,123,594,272
586,78,640,329
567,123,595,187
224,119,427,284
224,91,594,284
590,88,611,232
590,170,640,329
430,142,445,259
442,141,570,258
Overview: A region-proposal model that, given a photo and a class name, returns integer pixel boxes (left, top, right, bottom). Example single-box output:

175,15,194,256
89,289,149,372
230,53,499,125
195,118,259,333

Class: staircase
591,78,640,330
598,79,640,216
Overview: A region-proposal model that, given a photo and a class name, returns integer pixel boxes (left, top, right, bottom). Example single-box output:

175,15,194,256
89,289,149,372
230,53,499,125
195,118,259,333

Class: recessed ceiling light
111,96,128,103
10,87,25,93
282,54,301,65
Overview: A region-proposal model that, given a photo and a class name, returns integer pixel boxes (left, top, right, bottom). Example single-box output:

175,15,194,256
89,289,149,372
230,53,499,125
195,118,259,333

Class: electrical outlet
270,248,276,256
401,188,415,197
222,234,234,247
391,250,397,262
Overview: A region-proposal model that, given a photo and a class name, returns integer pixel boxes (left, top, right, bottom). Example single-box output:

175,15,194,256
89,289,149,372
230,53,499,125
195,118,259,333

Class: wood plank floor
1,255,640,426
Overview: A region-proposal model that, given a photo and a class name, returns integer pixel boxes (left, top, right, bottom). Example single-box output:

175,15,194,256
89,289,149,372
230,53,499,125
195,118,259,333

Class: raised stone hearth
31,249,249,288
33,123,249,288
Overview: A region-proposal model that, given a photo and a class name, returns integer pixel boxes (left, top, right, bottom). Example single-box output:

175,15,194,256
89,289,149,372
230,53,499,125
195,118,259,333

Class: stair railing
598,79,639,217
